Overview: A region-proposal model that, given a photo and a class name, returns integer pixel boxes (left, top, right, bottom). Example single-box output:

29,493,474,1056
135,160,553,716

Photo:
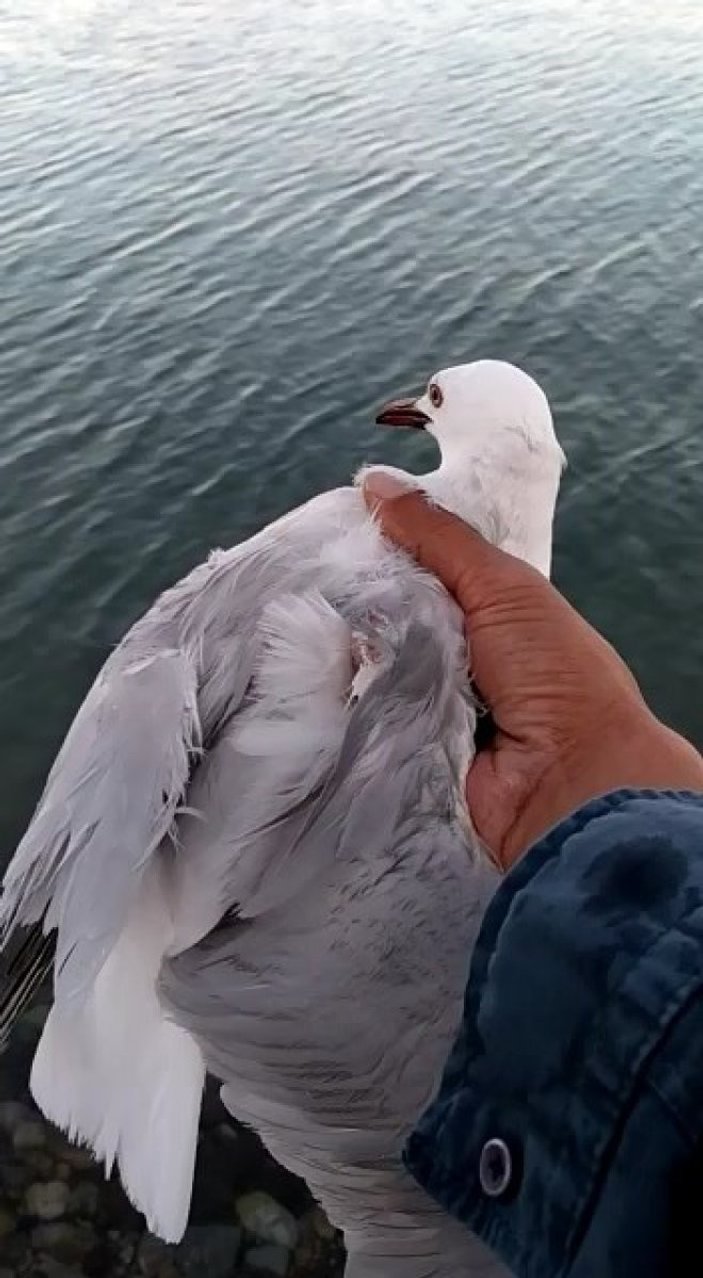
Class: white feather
31,862,205,1243
233,591,352,758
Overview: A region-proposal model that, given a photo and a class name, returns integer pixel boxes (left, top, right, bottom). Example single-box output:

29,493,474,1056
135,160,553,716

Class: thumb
361,470,540,623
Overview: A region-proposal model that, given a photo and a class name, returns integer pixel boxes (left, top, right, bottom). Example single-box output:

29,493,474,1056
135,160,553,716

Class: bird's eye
429,382,443,409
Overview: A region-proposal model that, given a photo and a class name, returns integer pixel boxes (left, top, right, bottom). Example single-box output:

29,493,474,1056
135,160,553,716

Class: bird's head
374,359,566,577
376,358,565,473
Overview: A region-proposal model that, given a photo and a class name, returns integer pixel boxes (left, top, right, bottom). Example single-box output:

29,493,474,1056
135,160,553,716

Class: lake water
2,0,703,861
1,0,703,1268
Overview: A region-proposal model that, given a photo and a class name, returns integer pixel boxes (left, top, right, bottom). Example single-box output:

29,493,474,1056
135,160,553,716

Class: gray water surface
2,0,703,864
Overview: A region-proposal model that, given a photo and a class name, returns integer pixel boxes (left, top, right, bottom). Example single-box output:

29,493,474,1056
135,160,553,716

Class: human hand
363,473,703,870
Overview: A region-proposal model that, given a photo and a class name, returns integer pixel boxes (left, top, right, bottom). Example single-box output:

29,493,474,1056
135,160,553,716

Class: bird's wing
0,486,380,1241
1,640,201,998
161,619,505,1269
161,619,495,1169
0,488,361,1001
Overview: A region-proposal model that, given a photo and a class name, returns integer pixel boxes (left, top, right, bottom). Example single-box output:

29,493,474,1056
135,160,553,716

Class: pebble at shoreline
0,1008,345,1277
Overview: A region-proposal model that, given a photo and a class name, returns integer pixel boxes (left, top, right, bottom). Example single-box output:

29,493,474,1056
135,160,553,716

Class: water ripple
1,0,703,854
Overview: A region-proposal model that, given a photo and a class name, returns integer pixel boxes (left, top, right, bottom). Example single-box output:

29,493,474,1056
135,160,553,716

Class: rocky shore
0,1007,345,1277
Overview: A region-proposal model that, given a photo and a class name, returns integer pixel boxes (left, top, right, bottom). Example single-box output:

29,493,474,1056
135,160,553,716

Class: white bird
0,360,564,1278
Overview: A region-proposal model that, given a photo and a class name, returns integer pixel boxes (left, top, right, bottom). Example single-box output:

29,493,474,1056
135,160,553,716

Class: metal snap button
479,1137,513,1198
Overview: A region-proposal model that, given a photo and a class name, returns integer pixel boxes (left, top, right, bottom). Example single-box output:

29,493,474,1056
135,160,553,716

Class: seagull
0,360,564,1278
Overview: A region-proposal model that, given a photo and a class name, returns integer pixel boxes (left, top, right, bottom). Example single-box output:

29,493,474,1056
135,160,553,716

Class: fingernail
363,470,417,501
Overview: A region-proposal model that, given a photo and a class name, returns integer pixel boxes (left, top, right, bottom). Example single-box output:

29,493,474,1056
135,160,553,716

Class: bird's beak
375,396,430,430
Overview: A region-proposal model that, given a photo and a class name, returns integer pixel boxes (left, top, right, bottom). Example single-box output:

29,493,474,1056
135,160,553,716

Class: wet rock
119,1232,141,1266
176,1223,242,1277
215,1121,239,1145
289,1205,345,1278
1,1158,32,1195
33,1256,79,1278
0,1100,33,1133
137,1232,179,1278
69,1179,101,1217
46,1132,95,1171
13,1119,46,1151
245,1243,290,1275
25,1179,70,1220
0,1230,32,1269
236,1192,298,1250
83,1240,118,1278
31,1220,96,1263
23,1148,55,1178
0,1206,15,1238
305,1206,336,1241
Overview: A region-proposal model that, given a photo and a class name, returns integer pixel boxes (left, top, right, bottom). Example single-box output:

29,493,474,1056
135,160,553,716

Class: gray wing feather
161,618,487,1130
161,620,500,1268
0,488,366,1003
2,648,200,1000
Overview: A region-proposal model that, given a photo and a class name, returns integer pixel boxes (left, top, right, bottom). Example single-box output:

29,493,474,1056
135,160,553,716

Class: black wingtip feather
0,925,54,1051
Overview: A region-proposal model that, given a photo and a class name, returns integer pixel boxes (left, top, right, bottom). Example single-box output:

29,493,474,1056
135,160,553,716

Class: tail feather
29,865,206,1242
0,925,54,1051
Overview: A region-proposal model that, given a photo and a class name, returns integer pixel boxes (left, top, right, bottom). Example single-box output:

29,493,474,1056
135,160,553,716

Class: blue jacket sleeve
405,789,703,1278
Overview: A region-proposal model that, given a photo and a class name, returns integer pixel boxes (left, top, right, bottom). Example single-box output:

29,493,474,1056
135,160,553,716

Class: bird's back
1,482,499,1253
162,596,498,1241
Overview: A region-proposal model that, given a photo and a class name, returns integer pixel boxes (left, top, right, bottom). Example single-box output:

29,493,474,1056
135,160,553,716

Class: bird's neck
423,450,559,578
307,1157,507,1278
